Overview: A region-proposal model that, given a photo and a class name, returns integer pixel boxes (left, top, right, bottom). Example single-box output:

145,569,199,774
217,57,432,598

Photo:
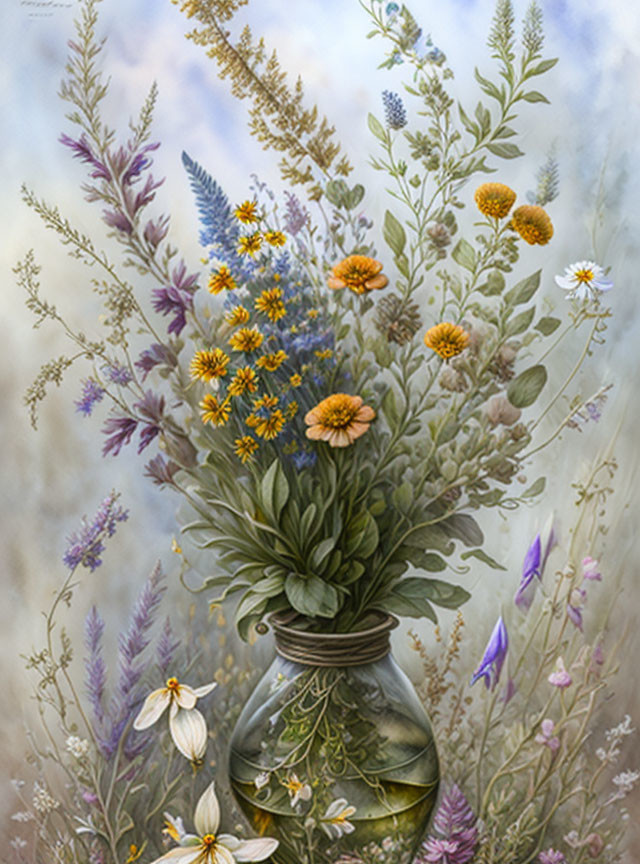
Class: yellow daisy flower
234,200,259,224
510,205,554,245
228,366,259,396
305,394,375,448
225,305,250,326
255,287,286,321
253,394,279,411
290,373,302,387
229,327,264,353
424,322,470,360
254,409,286,440
315,348,333,360
190,348,230,381
245,413,259,429
474,182,517,219
208,265,236,295
256,350,289,372
238,233,263,256
286,401,299,419
264,230,286,247
200,394,231,426
307,309,320,319
234,435,259,463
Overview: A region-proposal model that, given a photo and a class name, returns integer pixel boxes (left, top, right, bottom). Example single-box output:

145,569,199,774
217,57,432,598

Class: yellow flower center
202,834,217,848
318,395,359,429
574,268,594,284
284,778,303,794
166,677,179,691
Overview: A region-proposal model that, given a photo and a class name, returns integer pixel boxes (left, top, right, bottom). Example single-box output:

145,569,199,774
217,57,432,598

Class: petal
365,274,388,290
175,685,197,710
303,409,320,425
229,839,279,862
554,276,576,291
193,682,217,699
194,782,220,836
151,848,204,864
327,277,345,290
328,428,351,448
324,799,347,820
305,424,327,441
355,406,375,422
170,707,208,762
341,821,356,835
213,847,235,864
217,836,241,852
346,422,369,442
133,689,171,730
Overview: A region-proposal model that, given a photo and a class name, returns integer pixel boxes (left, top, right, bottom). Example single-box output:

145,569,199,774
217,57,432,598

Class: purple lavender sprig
416,784,478,864
84,605,107,732
62,492,129,571
157,617,180,675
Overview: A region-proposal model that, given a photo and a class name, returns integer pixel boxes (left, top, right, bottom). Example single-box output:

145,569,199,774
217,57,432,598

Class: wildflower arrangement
14,0,633,861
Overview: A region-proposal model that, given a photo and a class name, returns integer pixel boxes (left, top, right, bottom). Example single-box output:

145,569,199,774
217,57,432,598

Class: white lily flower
555,261,613,302
169,707,209,763
282,773,312,807
320,798,356,839
150,783,278,864
133,677,217,731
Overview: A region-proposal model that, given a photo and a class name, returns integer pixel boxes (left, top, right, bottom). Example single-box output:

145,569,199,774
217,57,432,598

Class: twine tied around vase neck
269,612,398,667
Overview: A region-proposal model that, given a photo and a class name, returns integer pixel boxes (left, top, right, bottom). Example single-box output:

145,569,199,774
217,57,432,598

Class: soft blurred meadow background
2,0,640,854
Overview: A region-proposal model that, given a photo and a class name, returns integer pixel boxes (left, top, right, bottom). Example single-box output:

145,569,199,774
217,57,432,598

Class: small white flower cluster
611,769,640,797
65,735,90,759
11,811,33,823
10,837,27,850
32,782,59,814
596,714,635,763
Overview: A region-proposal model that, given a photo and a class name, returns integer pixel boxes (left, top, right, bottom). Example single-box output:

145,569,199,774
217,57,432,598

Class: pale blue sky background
1,0,640,841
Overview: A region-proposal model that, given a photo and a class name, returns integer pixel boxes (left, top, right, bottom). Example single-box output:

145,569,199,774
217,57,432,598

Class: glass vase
228,613,439,864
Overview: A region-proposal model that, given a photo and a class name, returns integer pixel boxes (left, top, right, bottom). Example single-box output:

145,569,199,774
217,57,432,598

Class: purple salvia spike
157,616,180,674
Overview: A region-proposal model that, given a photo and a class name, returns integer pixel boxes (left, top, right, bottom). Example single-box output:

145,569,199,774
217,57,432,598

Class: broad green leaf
507,364,548,408
379,579,438,622
382,386,399,426
505,270,541,306
346,184,365,210
452,238,477,272
505,306,535,337
250,574,285,595
235,591,268,626
478,269,505,296
300,503,318,541
403,524,455,555
285,573,339,618
522,90,550,103
310,538,335,572
409,551,448,572
383,210,406,256
442,513,484,547
535,316,561,336
487,141,524,159
419,578,471,609
460,548,507,571
523,477,546,498
367,112,387,142
527,58,558,77
392,481,413,513
325,179,349,207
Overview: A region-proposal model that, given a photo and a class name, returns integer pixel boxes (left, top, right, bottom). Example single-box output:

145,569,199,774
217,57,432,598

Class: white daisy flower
150,782,278,864
555,260,613,302
282,773,312,807
320,798,357,840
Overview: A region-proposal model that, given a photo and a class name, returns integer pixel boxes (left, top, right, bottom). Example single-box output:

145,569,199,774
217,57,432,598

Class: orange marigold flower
234,200,259,224
225,305,250,326
256,350,288,372
229,327,264,353
228,366,259,396
200,394,231,426
208,265,236,294
424,322,470,360
255,287,286,321
190,348,230,381
474,183,517,219
327,255,388,295
510,205,554,245
264,230,287,247
238,233,263,256
234,435,259,463
254,409,286,440
305,393,375,448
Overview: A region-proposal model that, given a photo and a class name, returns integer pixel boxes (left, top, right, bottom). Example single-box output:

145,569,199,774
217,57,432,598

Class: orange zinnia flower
305,393,375,448
327,255,388,295
424,322,470,360
510,205,554,245
474,182,517,219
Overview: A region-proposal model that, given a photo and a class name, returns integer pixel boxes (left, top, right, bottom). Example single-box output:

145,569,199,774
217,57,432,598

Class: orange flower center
166,677,179,691
318,395,359,429
202,834,216,848
574,268,594,284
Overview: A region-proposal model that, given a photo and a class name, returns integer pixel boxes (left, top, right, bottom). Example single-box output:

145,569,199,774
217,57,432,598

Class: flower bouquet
15,0,627,861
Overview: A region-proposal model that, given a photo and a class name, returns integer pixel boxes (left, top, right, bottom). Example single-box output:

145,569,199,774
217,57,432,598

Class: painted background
2,0,639,850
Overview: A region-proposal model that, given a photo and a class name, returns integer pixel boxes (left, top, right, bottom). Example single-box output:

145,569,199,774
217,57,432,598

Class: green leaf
505,306,535,337
310,538,336,572
474,67,503,102
382,386,399,426
535,316,561,336
402,524,455,556
505,270,541,306
285,574,339,618
486,141,524,159
251,574,286,596
474,101,491,136
523,476,546,498
419,578,471,609
300,504,318,542
458,102,479,138
521,90,550,103
410,551,448,572
507,364,548,408
383,210,406,256
235,591,268,627
379,579,438,622
460,548,507,571
442,513,484,547
452,238,477,272
392,482,413,513
527,58,558,77
324,179,349,207
346,184,365,210
478,269,506,296
367,112,387,143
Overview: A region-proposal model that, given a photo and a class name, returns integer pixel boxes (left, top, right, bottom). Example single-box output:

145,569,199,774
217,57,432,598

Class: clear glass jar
228,613,439,864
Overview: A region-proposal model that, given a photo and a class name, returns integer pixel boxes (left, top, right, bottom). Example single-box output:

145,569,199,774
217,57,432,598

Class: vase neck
270,612,398,667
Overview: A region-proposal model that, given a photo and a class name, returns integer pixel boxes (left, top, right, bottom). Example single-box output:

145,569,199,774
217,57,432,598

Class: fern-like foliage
173,0,352,194
181,151,255,279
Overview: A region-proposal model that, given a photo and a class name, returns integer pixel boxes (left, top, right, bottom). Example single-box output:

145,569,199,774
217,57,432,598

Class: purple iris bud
470,616,508,690
515,515,557,610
